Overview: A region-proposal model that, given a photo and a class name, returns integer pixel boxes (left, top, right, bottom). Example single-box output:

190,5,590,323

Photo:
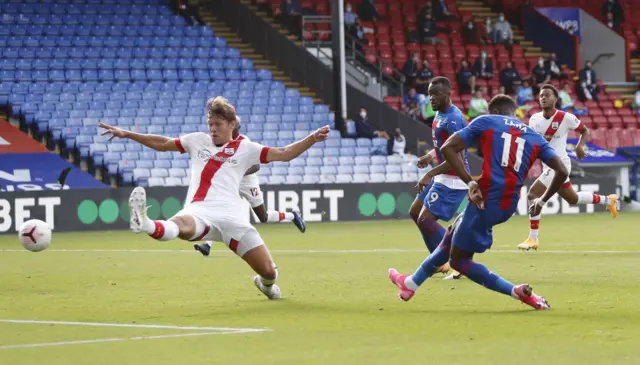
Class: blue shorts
417,182,467,222
452,203,513,253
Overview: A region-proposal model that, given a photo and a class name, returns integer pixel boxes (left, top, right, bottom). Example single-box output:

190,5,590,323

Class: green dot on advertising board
146,198,161,220
377,193,396,216
119,199,130,222
161,197,182,219
358,193,377,217
99,199,119,224
396,193,413,215
77,200,98,225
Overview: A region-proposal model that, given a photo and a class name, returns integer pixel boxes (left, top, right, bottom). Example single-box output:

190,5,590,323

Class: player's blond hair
206,96,237,123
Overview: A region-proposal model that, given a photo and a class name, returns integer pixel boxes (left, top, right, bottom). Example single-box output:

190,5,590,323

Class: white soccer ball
19,219,52,252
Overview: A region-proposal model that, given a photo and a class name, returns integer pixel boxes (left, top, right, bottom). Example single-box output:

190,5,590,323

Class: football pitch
1,213,639,365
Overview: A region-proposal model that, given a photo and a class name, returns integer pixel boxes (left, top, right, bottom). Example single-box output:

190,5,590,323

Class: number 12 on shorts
500,132,525,171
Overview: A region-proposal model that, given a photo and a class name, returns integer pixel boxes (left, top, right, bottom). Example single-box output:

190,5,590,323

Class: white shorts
175,202,264,257
239,174,264,208
539,156,572,187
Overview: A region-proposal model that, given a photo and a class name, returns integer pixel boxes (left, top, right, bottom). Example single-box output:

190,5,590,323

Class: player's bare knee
170,216,195,240
409,198,422,221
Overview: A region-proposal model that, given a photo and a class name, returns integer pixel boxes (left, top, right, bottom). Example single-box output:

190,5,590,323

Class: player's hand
415,172,433,193
576,145,586,160
312,125,331,142
416,154,433,168
468,180,484,209
99,122,128,141
529,198,546,216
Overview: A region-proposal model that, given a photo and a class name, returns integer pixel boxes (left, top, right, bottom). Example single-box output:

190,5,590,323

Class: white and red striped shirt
528,110,585,160
174,132,269,209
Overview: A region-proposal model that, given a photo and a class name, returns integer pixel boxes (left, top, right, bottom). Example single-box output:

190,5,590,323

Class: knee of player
260,263,278,281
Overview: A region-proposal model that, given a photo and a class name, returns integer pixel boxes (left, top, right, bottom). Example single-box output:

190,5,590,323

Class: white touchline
0,319,269,333
0,248,639,254
0,331,259,350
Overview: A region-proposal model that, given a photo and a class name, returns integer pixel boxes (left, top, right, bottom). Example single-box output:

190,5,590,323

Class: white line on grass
1,248,639,254
0,331,257,350
0,319,268,333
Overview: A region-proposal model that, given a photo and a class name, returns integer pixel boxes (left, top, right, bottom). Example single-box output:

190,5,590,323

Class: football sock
407,226,453,289
205,241,212,248
577,192,608,205
528,214,540,240
267,211,295,222
148,220,180,241
411,213,446,253
449,258,515,296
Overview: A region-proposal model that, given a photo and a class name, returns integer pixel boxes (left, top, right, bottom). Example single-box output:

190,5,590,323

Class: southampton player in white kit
193,117,306,257
518,84,619,251
99,97,330,299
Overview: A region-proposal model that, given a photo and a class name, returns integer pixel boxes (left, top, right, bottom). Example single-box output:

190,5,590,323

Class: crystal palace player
194,117,306,257
518,84,619,251
99,97,330,300
388,95,568,310
410,77,469,276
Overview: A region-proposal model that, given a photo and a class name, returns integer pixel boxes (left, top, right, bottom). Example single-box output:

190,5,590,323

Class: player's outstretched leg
562,189,619,218
254,205,306,233
130,187,180,240
449,245,550,310
238,230,281,300
388,220,455,301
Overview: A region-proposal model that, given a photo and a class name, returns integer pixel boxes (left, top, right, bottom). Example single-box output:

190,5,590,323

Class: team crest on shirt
197,149,213,161
223,147,235,155
551,122,559,129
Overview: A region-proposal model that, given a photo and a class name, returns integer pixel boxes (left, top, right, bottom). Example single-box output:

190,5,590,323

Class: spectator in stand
358,0,380,22
500,60,521,94
558,82,575,111
392,128,407,155
415,60,434,95
418,94,436,123
516,79,534,105
482,17,493,44
403,88,421,118
578,60,600,102
546,53,567,80
402,53,420,86
493,13,513,44
457,59,476,94
602,0,624,26
431,0,457,21
347,18,367,63
172,0,204,26
463,21,482,45
468,88,489,118
418,11,443,45
344,2,357,26
605,12,621,32
281,0,302,36
496,85,507,96
472,50,494,81
531,57,551,93
355,107,389,139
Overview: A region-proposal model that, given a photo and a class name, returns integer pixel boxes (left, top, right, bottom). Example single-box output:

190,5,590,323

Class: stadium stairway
198,7,324,105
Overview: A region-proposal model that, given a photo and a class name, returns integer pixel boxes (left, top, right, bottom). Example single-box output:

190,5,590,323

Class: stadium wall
0,178,618,234
207,0,434,154
578,10,627,82
524,8,579,70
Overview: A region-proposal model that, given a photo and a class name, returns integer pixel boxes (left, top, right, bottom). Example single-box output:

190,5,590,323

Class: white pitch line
1,248,639,254
0,319,268,333
0,330,260,350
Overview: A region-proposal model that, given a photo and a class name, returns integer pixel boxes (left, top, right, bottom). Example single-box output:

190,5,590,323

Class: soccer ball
19,219,52,252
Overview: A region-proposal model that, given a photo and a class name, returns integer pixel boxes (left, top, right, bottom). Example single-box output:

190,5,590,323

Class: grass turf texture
0,213,638,365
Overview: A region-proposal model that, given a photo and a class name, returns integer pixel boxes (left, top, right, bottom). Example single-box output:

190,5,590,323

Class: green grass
1,213,639,365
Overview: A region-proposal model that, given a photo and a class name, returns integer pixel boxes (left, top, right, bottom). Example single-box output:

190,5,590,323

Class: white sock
529,214,541,241
148,220,180,241
266,211,295,222
405,276,419,291
577,192,608,205
205,241,212,248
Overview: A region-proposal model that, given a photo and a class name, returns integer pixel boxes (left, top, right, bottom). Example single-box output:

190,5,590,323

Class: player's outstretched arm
530,156,569,216
98,122,178,152
264,125,330,162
